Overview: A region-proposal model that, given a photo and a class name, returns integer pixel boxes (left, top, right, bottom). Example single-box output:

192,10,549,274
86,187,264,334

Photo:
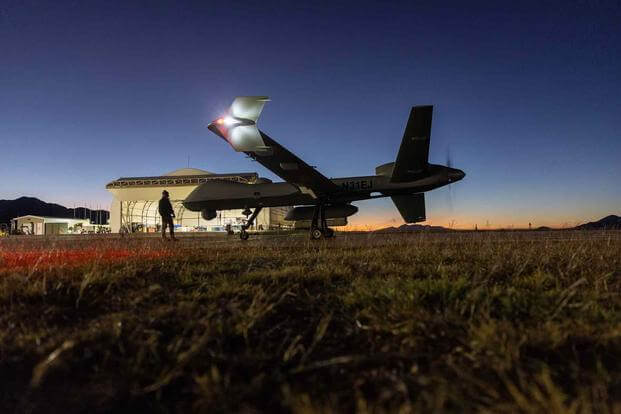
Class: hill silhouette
574,215,621,230
0,197,109,226
374,223,449,233
374,215,621,233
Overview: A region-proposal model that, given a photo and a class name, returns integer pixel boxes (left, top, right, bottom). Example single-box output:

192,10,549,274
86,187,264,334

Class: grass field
1,231,620,413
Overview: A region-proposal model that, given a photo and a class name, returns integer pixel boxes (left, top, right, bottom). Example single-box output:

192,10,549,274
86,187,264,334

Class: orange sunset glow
344,210,610,231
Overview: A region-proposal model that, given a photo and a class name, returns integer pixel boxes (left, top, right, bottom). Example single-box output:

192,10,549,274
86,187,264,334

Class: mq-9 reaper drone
183,96,465,240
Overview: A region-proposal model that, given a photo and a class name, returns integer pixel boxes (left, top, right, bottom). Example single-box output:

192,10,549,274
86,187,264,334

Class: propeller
445,146,454,211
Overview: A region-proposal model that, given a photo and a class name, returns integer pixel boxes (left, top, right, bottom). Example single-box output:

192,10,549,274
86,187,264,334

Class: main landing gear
239,207,262,240
310,204,334,240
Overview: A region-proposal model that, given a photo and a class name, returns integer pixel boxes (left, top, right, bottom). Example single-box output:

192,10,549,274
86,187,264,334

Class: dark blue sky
1,0,619,228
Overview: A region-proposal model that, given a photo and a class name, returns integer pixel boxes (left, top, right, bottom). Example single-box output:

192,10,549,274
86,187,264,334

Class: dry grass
0,231,620,413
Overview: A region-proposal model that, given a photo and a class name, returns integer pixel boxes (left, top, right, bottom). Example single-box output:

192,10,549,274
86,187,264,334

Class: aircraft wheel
310,228,323,240
323,228,334,238
240,230,249,241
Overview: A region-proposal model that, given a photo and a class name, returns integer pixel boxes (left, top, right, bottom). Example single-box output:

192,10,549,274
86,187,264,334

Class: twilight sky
1,0,619,229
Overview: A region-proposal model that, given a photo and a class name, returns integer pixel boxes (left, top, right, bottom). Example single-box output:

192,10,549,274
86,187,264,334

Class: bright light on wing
213,116,242,128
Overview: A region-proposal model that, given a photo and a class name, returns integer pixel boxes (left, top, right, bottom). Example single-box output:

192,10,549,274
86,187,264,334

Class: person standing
159,190,177,241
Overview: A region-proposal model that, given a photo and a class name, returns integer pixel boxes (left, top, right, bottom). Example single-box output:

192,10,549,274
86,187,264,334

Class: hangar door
45,223,68,235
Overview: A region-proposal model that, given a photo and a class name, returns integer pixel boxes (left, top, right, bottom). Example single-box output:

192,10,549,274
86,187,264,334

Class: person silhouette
159,190,177,241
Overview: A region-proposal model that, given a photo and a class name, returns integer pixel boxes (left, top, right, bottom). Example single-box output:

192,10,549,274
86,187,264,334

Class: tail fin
391,193,426,223
390,106,433,183
230,96,269,122
208,96,271,153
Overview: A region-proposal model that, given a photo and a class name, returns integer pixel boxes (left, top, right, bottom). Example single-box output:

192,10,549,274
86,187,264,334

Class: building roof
11,215,45,220
164,167,214,176
106,171,258,189
12,215,91,222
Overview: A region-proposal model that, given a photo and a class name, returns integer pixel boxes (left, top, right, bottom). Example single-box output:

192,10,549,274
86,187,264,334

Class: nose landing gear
239,207,262,240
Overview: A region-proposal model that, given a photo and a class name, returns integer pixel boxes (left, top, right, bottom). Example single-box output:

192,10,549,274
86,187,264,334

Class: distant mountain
375,223,450,233
0,197,109,226
574,215,621,230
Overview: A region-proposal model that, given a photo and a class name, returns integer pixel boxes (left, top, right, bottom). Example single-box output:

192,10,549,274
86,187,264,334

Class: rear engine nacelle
285,204,358,221
201,209,217,221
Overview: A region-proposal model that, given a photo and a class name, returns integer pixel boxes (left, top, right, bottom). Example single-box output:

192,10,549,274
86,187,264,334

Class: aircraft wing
391,105,433,183
208,97,340,197
250,132,340,195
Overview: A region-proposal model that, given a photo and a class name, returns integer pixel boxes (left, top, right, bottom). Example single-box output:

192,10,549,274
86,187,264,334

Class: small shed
11,215,91,235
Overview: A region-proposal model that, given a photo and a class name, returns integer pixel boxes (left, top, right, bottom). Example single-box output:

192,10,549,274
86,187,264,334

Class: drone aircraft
183,96,465,239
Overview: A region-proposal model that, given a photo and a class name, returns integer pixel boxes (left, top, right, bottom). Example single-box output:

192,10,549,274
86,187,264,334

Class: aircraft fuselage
182,163,464,212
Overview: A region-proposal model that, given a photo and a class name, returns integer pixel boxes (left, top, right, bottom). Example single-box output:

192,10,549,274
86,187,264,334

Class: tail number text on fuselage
341,180,373,191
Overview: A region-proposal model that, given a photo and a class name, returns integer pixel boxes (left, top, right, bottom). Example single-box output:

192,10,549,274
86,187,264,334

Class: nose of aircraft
448,168,466,182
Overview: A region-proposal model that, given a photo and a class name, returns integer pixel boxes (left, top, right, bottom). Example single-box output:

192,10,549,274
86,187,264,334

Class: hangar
106,168,291,233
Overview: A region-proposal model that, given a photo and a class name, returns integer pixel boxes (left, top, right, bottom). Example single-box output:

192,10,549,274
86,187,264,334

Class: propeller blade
447,183,454,212
444,145,457,211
